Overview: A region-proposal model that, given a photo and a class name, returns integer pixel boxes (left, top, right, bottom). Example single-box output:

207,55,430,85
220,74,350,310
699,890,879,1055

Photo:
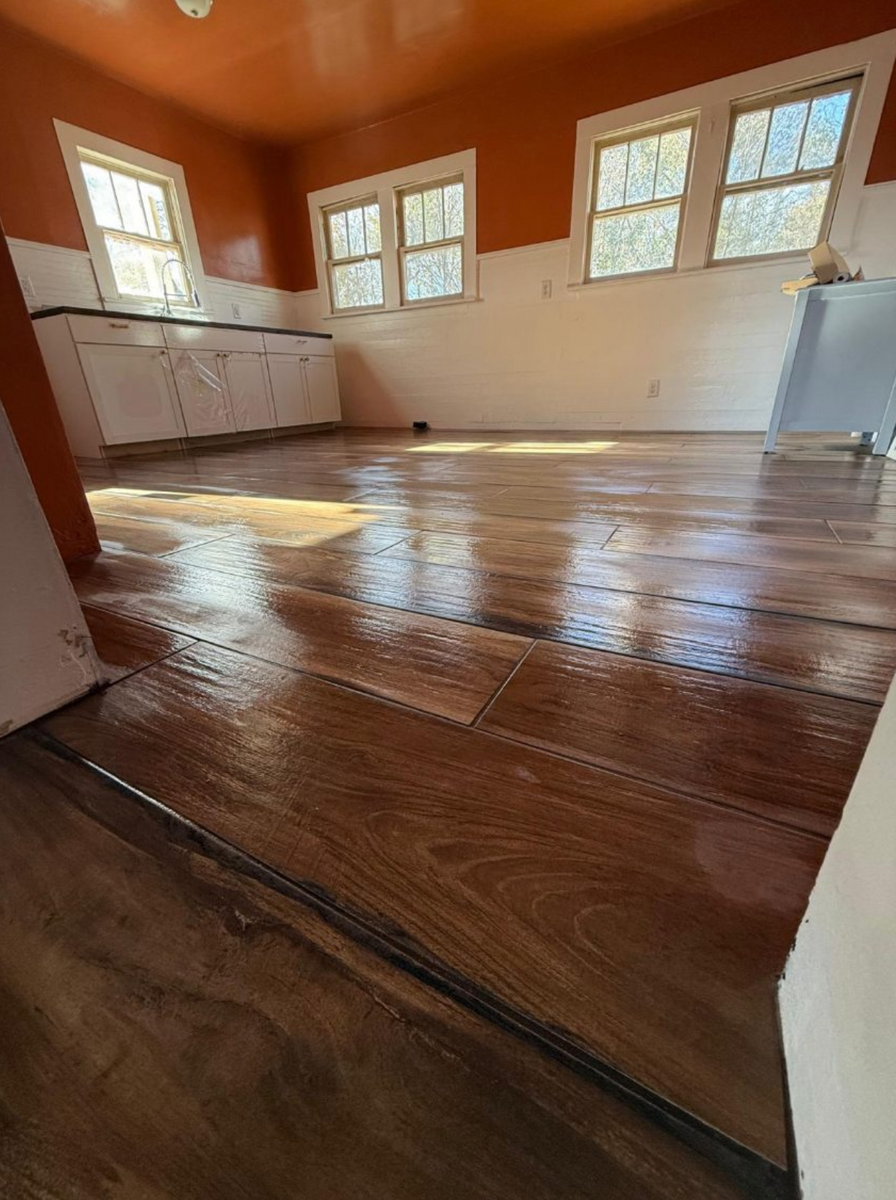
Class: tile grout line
470,639,540,728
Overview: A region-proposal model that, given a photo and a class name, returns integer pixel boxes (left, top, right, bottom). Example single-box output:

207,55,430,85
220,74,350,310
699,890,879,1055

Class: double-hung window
308,150,476,316
56,121,208,312
570,35,894,287
587,119,695,280
77,152,194,305
711,76,860,262
323,197,384,311
398,176,465,302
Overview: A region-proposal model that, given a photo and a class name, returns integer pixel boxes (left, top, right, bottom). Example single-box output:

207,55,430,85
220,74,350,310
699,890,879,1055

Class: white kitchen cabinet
267,354,311,427
170,349,234,437
222,352,275,431
304,355,341,423
33,310,338,458
75,343,185,444
269,353,341,428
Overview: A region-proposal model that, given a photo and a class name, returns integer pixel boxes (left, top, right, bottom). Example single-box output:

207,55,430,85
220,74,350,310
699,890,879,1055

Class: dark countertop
30,305,332,340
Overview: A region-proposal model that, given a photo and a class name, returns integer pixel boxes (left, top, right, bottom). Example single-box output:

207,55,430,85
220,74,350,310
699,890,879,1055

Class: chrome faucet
160,257,200,315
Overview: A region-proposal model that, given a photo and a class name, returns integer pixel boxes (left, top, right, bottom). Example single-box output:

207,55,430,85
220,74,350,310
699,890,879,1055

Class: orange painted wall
0,220,98,562
0,17,297,291
289,0,896,289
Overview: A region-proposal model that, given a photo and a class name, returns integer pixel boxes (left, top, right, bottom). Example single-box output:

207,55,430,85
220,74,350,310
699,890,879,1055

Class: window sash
398,236,465,305
325,258,385,313
397,175,464,248
708,75,861,265
586,117,696,281
78,151,196,304
396,175,466,304
322,197,384,312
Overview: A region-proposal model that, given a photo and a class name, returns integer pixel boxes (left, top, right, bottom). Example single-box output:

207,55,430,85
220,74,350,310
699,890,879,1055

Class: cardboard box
809,241,852,284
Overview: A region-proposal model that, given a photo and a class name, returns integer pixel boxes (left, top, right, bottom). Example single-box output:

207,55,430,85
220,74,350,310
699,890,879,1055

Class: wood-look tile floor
8,429,896,1200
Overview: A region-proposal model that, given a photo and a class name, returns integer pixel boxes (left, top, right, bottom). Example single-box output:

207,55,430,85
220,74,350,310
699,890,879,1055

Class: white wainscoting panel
7,238,299,330
11,180,896,431
8,238,100,310
294,182,896,431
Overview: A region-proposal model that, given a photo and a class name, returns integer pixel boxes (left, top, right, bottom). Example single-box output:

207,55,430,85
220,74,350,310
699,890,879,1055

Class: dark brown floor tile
828,522,896,548
70,549,528,723
479,640,877,836
386,532,896,627
94,511,233,557
604,528,896,581
171,536,896,703
0,733,758,1200
83,604,195,684
42,642,825,1166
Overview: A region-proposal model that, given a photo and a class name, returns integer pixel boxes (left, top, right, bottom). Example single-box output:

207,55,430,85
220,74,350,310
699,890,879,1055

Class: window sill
321,294,481,319
566,252,809,292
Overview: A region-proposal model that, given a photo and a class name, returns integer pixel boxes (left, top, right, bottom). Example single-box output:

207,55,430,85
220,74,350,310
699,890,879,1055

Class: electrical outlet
541,279,552,300
19,276,37,303
647,378,661,398
231,302,242,320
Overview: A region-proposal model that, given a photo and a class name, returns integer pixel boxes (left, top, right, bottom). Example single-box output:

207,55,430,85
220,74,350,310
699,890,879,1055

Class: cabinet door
303,355,341,423
170,349,234,437
267,354,311,427
222,352,274,431
76,344,185,444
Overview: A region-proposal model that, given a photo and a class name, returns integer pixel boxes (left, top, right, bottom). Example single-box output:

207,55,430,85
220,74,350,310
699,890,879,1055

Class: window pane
105,233,185,299
655,127,691,198
800,90,851,170
589,201,681,277
727,109,770,183
111,171,150,236
403,193,425,246
761,101,809,177
328,211,350,259
444,182,464,237
596,143,627,211
625,135,659,204
347,206,366,256
139,180,173,241
332,258,384,308
364,203,381,253
81,162,122,229
713,180,830,259
404,242,462,301
422,188,444,242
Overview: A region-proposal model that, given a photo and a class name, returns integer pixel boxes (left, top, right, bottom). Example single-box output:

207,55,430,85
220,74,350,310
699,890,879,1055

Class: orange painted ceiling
0,0,737,143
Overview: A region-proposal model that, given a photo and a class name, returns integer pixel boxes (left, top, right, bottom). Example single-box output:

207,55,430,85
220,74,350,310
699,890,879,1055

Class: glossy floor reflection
28,430,896,1199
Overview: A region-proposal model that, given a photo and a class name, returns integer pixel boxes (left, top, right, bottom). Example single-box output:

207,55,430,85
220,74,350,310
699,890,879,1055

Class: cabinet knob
109,321,130,328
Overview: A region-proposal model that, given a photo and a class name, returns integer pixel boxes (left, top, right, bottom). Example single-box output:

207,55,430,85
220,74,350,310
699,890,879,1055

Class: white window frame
322,194,385,313
568,31,896,288
396,173,467,304
708,74,861,266
585,113,698,282
308,150,477,317
55,120,209,314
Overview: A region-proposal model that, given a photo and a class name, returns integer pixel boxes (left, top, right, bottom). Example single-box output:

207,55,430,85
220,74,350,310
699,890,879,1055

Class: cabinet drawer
68,314,165,347
263,331,333,356
164,324,264,353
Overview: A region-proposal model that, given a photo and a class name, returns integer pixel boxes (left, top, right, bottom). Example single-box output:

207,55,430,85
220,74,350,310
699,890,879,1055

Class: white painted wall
9,181,896,431
780,673,896,1200
291,181,896,431
0,403,103,734
7,237,300,331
